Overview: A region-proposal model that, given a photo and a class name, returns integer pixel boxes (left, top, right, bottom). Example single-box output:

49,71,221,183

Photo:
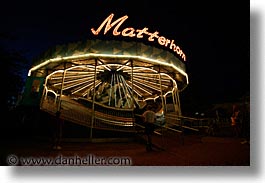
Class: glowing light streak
94,81,102,88
84,80,101,96
160,73,177,86
163,91,173,97
101,63,123,67
120,75,131,96
44,60,180,102
63,80,91,91
98,64,111,71
98,63,127,72
44,86,58,98
133,77,168,88
131,72,174,86
64,71,98,74
144,96,160,101
113,73,117,106
118,75,129,105
108,74,114,105
116,74,122,102
67,65,96,72
133,74,171,84
51,73,95,80
127,81,152,95
82,81,102,96
71,81,95,94
124,81,142,97
124,67,158,73
28,53,188,86
132,79,161,92
53,77,94,86
116,65,125,71
120,77,139,107
46,70,64,80
46,65,97,81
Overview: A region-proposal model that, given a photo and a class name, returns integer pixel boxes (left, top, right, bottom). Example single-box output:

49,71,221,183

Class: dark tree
0,33,29,113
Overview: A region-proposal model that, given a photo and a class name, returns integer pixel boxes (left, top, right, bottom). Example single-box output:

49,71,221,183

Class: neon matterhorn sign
91,13,186,61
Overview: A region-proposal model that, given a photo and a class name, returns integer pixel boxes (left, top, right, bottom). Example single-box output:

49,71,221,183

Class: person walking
231,104,241,137
142,105,156,151
240,100,250,144
52,111,64,150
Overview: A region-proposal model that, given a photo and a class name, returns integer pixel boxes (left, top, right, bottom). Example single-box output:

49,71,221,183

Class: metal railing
40,96,135,132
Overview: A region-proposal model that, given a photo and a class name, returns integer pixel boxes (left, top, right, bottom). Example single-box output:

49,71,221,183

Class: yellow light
71,81,95,94
53,77,95,86
82,81,102,96
28,54,188,85
132,79,161,91
63,80,91,91
144,96,159,101
51,73,95,80
127,81,152,95
133,74,170,83
124,82,142,97
45,86,58,97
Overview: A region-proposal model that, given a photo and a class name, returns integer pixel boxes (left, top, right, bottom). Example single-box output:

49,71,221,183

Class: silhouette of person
52,111,64,150
142,105,156,151
231,104,241,137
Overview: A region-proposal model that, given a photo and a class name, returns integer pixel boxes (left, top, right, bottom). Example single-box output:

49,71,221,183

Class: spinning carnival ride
22,39,189,133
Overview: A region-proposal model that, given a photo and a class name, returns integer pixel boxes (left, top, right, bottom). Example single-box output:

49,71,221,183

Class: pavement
1,128,250,166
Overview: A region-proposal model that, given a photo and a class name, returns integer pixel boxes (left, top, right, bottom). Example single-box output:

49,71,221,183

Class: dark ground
1,124,250,166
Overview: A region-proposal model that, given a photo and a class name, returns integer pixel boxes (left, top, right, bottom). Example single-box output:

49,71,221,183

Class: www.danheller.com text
6,154,132,166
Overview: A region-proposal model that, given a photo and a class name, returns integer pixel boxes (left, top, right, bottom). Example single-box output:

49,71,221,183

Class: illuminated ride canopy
27,39,188,131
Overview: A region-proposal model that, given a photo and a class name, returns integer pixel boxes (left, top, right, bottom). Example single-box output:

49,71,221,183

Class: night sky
0,0,250,113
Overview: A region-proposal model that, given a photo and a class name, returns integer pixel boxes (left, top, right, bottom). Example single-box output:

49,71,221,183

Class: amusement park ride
20,13,195,139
